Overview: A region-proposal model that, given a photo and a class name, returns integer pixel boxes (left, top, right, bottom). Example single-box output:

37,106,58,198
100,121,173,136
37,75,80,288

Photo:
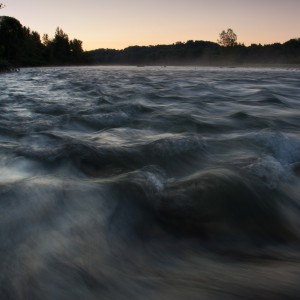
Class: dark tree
70,38,83,61
0,16,25,63
218,28,237,47
22,27,45,65
51,27,71,63
42,34,51,46
0,15,84,67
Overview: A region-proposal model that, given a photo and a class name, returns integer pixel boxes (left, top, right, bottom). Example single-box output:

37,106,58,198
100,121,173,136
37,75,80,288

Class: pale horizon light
2,0,300,50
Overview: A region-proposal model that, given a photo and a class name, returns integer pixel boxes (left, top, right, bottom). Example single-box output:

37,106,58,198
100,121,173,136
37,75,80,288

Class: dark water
1,66,300,299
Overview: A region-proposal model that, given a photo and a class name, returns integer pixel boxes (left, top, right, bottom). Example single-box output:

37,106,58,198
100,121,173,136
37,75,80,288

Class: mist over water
1,66,300,299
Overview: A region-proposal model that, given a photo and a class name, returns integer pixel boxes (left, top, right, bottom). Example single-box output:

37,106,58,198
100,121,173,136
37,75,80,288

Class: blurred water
1,66,300,299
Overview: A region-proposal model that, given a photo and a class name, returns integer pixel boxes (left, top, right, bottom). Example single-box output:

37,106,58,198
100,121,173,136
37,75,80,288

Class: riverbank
0,63,20,73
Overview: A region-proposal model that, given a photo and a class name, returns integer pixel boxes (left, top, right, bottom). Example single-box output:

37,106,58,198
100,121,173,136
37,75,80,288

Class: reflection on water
1,66,300,299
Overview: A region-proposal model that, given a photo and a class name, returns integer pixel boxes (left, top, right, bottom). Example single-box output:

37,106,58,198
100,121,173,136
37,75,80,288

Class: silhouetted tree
284,38,300,63
70,38,83,61
218,28,237,47
0,16,84,67
51,27,71,63
42,34,50,46
22,27,45,65
0,16,25,63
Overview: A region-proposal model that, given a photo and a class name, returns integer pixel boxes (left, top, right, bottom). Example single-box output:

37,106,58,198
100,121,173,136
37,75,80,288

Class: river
1,66,300,299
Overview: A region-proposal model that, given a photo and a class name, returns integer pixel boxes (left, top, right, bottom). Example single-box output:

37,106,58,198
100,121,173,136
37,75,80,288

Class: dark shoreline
7,63,300,71
0,63,20,73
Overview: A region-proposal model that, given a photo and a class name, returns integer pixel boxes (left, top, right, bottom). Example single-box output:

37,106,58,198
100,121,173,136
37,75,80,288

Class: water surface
1,66,300,299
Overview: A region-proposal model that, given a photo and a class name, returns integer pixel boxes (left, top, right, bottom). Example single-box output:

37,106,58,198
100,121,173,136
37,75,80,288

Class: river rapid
1,66,300,299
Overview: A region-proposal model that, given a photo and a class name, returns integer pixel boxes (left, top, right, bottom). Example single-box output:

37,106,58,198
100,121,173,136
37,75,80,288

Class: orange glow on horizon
4,0,300,51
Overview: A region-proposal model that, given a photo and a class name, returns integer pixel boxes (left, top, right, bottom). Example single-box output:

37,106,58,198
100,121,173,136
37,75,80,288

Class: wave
1,66,300,299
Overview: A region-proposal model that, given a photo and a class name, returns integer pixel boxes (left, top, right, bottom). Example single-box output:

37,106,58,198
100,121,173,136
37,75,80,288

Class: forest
0,16,84,70
1,15,300,70
86,37,300,66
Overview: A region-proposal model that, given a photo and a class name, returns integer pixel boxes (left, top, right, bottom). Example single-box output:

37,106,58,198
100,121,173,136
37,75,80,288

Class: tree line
86,37,300,66
1,14,300,69
0,16,84,68
85,29,300,66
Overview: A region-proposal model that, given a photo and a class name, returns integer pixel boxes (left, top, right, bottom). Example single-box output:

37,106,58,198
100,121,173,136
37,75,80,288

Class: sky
2,0,300,51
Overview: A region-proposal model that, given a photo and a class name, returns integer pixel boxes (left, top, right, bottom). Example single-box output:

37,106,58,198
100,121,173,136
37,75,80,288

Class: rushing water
1,66,300,299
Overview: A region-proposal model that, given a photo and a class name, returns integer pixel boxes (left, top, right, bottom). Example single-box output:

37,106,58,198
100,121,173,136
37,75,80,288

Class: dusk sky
3,0,300,50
